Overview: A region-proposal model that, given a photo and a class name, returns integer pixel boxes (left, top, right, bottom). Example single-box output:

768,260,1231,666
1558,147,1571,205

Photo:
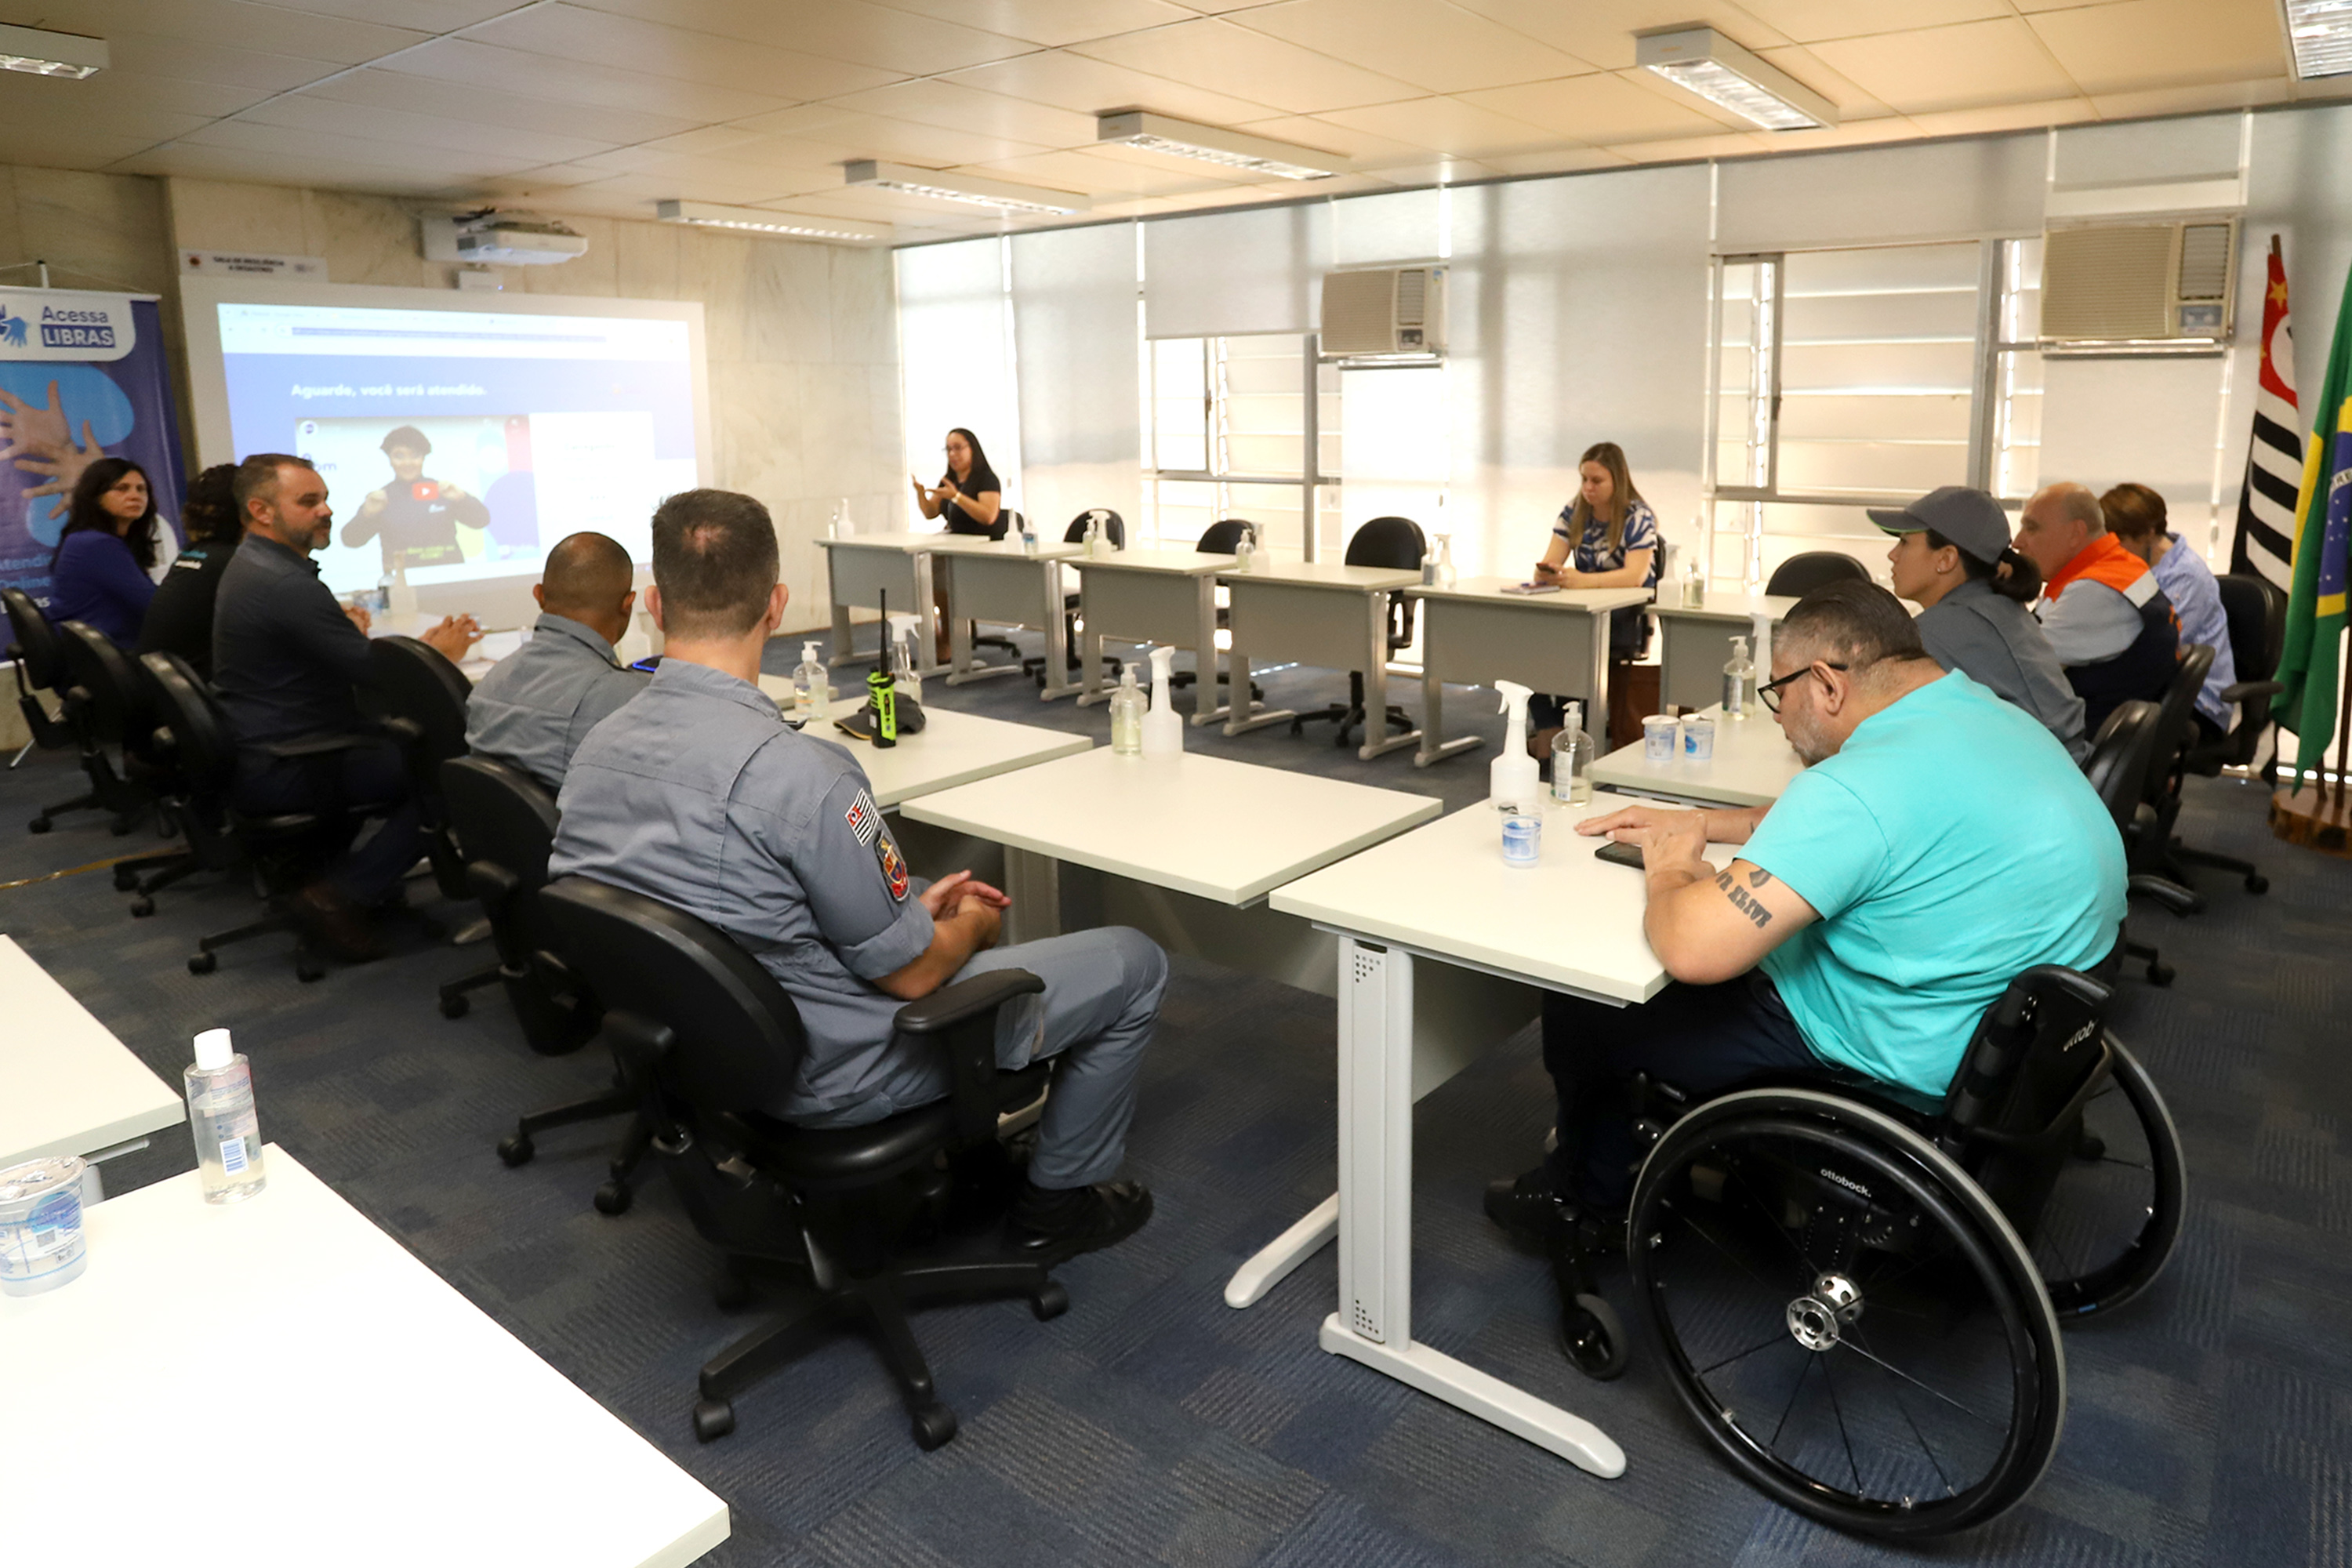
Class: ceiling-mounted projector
420,209,588,267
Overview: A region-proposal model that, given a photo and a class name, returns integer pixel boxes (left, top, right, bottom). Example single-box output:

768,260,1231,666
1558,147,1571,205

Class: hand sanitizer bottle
1435,533,1457,590
185,1029,266,1204
1420,539,1438,586
1142,644,1182,757
1234,525,1254,572
1722,635,1755,720
1551,700,1594,806
1682,546,1706,608
1109,665,1145,755
793,641,830,721
886,612,923,704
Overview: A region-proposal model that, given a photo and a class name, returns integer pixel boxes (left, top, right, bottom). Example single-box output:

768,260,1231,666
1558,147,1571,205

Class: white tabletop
1269,792,1735,1003
0,935,184,1167
1406,576,1653,613
0,1148,728,1568
924,535,1083,560
1652,590,1798,623
1069,548,1236,576
900,746,1442,906
753,682,1091,807
1586,705,1806,808
1218,559,1422,591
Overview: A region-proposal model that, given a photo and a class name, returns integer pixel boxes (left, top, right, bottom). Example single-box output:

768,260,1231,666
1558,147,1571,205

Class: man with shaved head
2013,481,2180,735
464,531,648,788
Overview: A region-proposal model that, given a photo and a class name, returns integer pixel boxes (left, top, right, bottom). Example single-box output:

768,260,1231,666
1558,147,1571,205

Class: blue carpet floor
5,637,2347,1567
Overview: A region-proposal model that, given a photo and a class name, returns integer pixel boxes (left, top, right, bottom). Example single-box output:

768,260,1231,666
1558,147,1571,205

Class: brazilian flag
2275,258,2352,790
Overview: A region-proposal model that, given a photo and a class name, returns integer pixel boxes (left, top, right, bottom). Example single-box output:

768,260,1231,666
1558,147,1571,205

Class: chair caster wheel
129,897,154,918
593,1180,633,1216
28,817,51,833
497,1134,535,1167
187,951,216,975
1559,1293,1629,1381
1031,1281,1069,1321
439,993,468,1019
692,1399,735,1443
296,961,325,983
2147,960,2174,986
2246,873,2269,895
713,1272,753,1312
910,1402,957,1451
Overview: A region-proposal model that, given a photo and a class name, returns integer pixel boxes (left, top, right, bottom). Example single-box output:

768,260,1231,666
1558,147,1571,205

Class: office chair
1763,551,1871,598
1291,516,1424,747
365,636,474,909
6,589,138,836
143,652,409,982
964,509,1033,669
2167,573,2288,892
538,875,1066,1451
1167,521,1263,706
53,622,194,913
2082,698,2199,985
1021,508,1126,685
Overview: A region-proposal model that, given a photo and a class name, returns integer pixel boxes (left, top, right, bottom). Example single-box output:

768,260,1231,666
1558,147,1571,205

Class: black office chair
7,590,144,836
1291,516,1424,747
1764,551,1871,598
2082,697,2199,985
1167,520,1262,705
1021,508,1127,685
366,635,474,906
143,652,400,982
538,875,1065,1451
2166,573,2288,892
53,622,193,912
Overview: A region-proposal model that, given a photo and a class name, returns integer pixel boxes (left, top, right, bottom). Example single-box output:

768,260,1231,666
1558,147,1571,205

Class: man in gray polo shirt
549,488,1165,1262
464,532,648,789
1876,485,2089,764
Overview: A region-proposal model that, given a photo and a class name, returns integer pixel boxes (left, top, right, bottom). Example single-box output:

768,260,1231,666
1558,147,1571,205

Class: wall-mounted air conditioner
2038,218,2237,354
1319,266,1446,359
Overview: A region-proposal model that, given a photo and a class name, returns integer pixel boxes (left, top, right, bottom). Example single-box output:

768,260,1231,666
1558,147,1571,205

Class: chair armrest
2221,678,2284,705
892,968,1047,1144
257,732,371,760
2128,873,2202,917
463,860,521,918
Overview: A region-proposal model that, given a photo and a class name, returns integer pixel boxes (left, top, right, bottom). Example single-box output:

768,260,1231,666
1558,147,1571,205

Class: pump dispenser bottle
793,641,830,720
1490,680,1539,811
1109,665,1145,754
885,612,923,704
1142,644,1182,757
1723,635,1755,720
186,1029,266,1204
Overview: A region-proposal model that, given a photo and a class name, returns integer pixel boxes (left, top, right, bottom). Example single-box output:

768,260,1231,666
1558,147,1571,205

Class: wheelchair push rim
1628,1089,2066,1540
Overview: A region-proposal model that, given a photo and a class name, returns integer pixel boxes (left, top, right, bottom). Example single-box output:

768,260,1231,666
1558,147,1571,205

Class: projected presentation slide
216,302,699,595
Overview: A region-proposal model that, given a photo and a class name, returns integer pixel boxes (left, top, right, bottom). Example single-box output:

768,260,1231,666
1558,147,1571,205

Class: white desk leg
1004,848,1062,944
913,555,949,677
1590,608,1613,746
1319,938,1626,1480
1224,1192,1338,1308
1038,561,1079,699
1191,574,1229,726
1415,669,1482,767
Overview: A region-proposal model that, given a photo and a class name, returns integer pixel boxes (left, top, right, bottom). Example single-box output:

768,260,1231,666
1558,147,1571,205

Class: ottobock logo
1817,1167,1872,1200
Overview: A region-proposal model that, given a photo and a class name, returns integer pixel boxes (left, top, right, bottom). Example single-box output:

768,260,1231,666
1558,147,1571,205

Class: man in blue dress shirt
464,531,648,789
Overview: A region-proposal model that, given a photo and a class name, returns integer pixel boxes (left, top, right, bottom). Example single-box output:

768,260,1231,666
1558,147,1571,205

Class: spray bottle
1490,679,1538,811
1142,644,1182,757
886,612,923,705
793,641,830,720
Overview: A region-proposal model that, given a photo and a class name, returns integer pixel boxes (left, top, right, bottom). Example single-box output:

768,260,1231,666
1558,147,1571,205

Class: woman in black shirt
136,464,241,677
911,427,1004,538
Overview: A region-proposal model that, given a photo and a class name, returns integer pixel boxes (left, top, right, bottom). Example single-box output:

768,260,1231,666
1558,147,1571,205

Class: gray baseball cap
1867,486,2011,565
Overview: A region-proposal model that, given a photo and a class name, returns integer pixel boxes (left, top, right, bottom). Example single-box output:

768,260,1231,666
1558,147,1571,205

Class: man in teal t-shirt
1485,581,2124,1243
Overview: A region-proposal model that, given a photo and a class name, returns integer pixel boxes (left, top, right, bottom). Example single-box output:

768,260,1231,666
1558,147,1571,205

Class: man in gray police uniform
549,488,1165,1260
464,531,648,789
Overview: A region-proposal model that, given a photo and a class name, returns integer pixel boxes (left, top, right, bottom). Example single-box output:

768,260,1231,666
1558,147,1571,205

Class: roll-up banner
0,291,187,608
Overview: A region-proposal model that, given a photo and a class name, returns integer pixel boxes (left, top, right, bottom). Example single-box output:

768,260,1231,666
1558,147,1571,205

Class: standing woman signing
912,427,1004,539
46,458,162,645
1529,442,1658,746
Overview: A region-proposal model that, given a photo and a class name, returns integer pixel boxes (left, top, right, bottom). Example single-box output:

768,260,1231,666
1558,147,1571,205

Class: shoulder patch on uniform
876,831,909,901
844,788,880,845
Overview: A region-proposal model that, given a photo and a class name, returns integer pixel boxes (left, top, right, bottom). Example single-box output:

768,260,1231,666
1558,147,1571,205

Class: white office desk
1406,579,1653,767
928,535,1085,697
1653,591,1796,713
1232,796,1737,1479
900,746,1439,975
751,683,1090,808
1221,561,1425,760
0,934,184,1176
0,1148,729,1568
815,531,955,675
1585,703,1803,808
1069,550,1240,724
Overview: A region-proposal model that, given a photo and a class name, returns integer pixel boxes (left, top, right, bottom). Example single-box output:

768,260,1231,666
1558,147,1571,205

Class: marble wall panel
16,168,170,293
612,217,681,300
161,177,306,260
739,237,833,366
300,188,432,285
829,246,898,367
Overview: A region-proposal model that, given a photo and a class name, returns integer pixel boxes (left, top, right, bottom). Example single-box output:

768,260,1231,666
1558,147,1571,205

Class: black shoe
1006,1180,1152,1263
1484,1166,1574,1247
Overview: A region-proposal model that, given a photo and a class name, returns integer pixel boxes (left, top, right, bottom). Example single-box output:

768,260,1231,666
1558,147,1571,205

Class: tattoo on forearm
1713,867,1774,930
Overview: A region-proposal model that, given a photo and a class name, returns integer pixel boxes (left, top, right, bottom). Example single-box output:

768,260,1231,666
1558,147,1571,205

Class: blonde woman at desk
1529,441,1659,750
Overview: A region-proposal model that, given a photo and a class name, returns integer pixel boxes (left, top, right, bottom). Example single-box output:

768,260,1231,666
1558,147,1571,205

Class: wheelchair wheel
1629,1088,2064,1540
2030,1038,2184,1320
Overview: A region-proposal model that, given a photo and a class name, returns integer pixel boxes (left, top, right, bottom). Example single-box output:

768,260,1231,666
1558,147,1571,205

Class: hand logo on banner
0,367,135,544
0,378,105,527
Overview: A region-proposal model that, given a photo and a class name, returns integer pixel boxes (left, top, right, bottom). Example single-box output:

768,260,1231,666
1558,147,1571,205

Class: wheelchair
1546,964,2185,1539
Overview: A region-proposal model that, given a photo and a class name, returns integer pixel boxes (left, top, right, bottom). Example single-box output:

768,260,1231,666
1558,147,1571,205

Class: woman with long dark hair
47,456,160,644
911,427,1004,538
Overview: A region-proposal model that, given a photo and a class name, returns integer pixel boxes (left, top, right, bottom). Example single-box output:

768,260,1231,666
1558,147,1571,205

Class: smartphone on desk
1500,581,1561,596
1594,840,1646,870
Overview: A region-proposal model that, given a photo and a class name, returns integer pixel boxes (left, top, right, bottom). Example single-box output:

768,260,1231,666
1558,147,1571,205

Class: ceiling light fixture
2283,0,2352,78
655,200,893,242
1635,27,1835,132
1094,111,1348,181
844,160,1090,216
0,22,107,78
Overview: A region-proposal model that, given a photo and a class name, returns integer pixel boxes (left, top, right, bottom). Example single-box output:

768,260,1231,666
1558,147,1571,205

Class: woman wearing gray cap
1877,485,2090,764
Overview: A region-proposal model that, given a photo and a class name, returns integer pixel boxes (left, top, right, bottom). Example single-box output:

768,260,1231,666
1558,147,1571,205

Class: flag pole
2338,626,2350,813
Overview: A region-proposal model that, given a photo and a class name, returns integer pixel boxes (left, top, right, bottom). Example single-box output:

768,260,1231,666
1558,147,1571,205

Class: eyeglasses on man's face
1758,661,1848,714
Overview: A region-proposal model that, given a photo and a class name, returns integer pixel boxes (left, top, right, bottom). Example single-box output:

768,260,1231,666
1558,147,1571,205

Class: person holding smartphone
1527,442,1658,753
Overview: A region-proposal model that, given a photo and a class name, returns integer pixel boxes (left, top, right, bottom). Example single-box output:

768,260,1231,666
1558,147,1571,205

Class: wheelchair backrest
1939,964,2114,1227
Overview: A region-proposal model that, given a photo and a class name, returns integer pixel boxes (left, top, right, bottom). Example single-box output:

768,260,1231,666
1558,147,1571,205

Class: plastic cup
1501,812,1542,867
1642,714,1680,763
1682,715,1716,761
